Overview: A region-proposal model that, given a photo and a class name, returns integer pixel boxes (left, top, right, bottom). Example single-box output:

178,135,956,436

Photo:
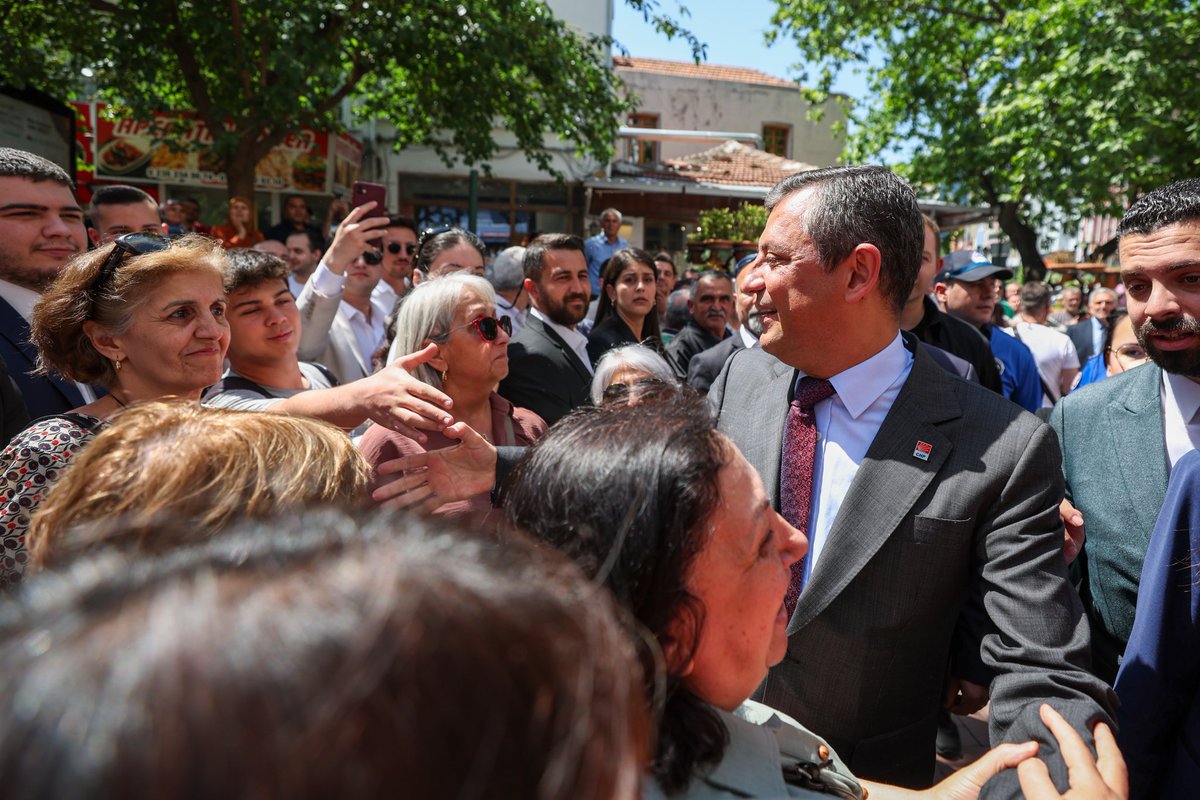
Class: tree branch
162,4,223,143
87,0,120,12
897,0,1003,24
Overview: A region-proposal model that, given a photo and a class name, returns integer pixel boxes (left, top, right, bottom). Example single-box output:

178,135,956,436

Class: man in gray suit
1051,177,1200,685
710,166,1114,793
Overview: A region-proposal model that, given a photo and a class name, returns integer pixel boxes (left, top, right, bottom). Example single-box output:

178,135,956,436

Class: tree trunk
224,137,258,205
996,201,1045,281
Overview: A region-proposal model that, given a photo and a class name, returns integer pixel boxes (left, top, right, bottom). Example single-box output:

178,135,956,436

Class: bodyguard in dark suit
498,234,592,427
0,148,90,421
664,271,732,379
687,262,758,393
712,166,1114,795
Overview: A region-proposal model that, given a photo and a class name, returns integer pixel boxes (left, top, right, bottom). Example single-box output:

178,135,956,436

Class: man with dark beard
498,234,592,426
1050,177,1200,684
664,270,733,379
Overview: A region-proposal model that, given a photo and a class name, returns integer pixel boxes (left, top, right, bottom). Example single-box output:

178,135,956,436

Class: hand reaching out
372,421,498,513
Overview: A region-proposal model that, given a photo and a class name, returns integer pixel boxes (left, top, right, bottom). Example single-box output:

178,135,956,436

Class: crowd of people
5,141,1200,798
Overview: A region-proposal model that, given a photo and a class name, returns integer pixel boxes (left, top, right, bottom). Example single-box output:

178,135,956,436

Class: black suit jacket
687,334,746,393
0,296,84,421
498,315,591,427
1067,320,1097,364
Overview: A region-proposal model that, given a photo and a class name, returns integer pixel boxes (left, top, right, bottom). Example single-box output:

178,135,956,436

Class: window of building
762,124,790,158
627,113,659,164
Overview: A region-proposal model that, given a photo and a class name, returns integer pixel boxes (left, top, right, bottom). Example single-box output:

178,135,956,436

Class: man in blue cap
935,251,1042,412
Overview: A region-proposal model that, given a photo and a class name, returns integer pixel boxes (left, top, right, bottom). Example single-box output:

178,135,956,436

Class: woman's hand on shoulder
1016,705,1127,800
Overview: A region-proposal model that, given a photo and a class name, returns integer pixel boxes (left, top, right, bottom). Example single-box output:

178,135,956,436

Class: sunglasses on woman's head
387,242,417,255
92,233,172,294
437,315,512,342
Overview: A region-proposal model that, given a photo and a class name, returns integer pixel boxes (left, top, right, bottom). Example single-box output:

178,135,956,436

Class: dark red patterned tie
781,376,836,616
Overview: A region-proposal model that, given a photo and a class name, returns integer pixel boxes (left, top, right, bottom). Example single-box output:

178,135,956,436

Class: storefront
72,102,362,230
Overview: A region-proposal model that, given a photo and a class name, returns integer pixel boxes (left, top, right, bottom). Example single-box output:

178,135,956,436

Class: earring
440,368,448,385
113,358,122,372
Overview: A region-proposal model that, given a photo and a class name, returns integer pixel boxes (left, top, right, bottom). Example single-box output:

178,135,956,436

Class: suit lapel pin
913,441,932,461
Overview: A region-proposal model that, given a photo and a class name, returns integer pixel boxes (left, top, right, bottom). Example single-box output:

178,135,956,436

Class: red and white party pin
913,440,932,461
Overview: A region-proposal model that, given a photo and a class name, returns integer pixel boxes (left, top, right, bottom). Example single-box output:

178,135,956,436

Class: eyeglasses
93,233,171,294
435,315,512,343
1109,343,1150,363
387,242,417,255
361,250,384,266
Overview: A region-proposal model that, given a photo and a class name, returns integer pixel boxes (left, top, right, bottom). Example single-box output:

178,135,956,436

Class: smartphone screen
351,181,387,247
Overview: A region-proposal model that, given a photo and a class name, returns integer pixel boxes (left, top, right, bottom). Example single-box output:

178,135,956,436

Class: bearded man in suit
709,166,1114,795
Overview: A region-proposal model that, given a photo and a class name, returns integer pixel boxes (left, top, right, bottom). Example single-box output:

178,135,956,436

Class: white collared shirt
793,332,914,581
739,325,758,350
1161,370,1200,470
340,297,389,373
530,307,593,375
1091,316,1105,357
0,279,96,403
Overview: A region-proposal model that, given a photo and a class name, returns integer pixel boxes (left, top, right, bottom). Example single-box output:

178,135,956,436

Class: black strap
206,362,341,400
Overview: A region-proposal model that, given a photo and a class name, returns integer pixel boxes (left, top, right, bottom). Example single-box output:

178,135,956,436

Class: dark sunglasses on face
387,242,417,255
437,315,512,343
362,250,384,265
92,232,172,294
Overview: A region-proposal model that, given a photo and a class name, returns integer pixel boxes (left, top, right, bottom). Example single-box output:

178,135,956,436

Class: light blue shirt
583,233,629,294
1091,316,1105,358
789,333,913,583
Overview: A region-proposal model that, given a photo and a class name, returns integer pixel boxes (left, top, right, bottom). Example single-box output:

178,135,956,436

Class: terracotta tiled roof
626,140,815,188
613,56,796,89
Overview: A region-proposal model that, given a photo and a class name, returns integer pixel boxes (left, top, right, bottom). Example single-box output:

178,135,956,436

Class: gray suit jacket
710,336,1115,794
1049,362,1166,685
295,279,371,386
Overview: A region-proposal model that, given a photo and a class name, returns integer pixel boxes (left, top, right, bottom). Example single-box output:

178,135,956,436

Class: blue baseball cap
936,250,1013,283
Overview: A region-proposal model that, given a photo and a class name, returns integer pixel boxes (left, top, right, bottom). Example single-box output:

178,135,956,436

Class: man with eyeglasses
1052,177,1200,686
0,147,95,426
373,216,418,311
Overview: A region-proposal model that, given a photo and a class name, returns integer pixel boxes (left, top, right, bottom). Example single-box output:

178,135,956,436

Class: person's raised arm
371,421,499,513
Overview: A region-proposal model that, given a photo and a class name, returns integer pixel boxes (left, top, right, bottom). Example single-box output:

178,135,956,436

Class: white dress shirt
739,325,758,350
792,332,913,582
0,279,96,403
530,307,593,375
1161,370,1200,470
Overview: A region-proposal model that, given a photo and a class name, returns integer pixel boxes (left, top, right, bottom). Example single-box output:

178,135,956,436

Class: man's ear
844,243,882,304
933,281,950,308
87,227,100,247
524,277,541,306
82,320,123,362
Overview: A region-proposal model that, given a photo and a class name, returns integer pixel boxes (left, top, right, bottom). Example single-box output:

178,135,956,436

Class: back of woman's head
0,511,647,800
502,392,729,791
391,272,495,387
31,235,227,384
26,401,370,568
413,227,486,275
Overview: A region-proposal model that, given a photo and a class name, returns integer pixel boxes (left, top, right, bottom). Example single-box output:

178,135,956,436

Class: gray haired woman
359,273,545,518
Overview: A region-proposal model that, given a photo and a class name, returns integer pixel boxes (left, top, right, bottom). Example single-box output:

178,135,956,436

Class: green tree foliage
0,0,660,202
769,0,1200,276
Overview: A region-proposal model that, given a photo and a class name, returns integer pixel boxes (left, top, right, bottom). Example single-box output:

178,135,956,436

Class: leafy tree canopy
0,0,698,199
770,0,1200,272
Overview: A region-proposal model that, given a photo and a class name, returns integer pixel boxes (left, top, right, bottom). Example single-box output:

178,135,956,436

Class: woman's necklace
110,392,127,409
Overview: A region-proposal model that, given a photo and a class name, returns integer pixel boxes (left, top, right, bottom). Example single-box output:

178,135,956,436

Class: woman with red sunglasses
359,273,545,518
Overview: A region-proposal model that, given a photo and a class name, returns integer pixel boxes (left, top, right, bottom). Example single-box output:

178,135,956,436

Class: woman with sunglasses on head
210,195,264,250
360,273,545,519
0,234,229,588
586,248,664,366
412,226,487,283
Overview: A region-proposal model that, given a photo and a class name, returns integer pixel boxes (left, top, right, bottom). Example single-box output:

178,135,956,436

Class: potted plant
732,204,768,261
688,207,737,265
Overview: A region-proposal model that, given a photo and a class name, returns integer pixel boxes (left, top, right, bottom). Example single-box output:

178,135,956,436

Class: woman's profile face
607,261,657,321
1105,316,1149,376
677,441,807,712
435,293,510,391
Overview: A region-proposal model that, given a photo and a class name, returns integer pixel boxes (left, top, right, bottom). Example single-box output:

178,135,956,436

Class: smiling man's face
0,176,86,291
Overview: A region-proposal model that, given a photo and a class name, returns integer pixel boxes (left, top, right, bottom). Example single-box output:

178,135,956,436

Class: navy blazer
0,296,84,420
1115,448,1200,800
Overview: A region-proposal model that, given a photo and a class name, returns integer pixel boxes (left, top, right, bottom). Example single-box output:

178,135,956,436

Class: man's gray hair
763,165,923,314
599,208,622,223
665,288,691,330
589,344,675,404
689,271,733,300
490,246,526,292
1020,281,1052,313
392,273,497,389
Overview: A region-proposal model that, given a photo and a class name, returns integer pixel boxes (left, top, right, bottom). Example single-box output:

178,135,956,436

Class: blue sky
610,0,871,101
